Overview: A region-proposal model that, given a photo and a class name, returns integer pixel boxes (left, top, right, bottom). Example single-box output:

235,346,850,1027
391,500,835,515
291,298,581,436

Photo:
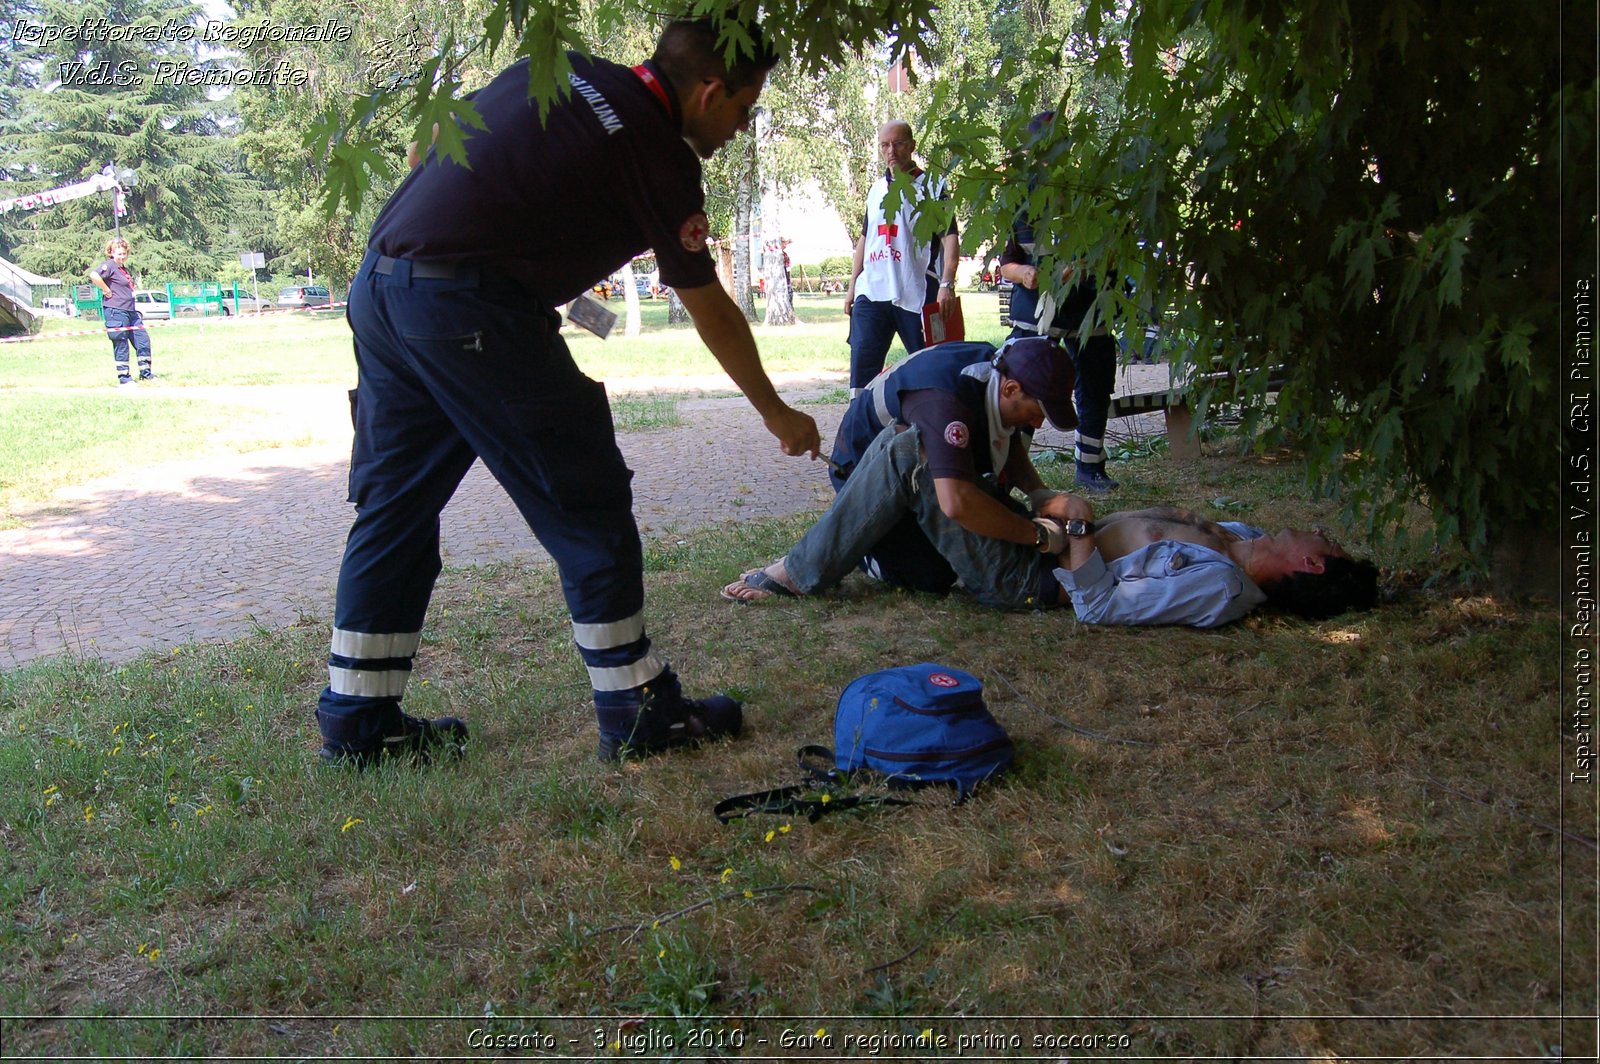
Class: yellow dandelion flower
45,794,58,808
340,816,363,833
921,1027,934,1042
742,890,754,899
668,855,681,872
83,805,93,824
764,830,776,843
147,948,161,962
720,867,733,883
42,785,57,796
814,1027,827,1039
110,744,122,756
779,824,792,834
137,943,148,955
819,793,831,804
657,948,666,959
651,920,660,930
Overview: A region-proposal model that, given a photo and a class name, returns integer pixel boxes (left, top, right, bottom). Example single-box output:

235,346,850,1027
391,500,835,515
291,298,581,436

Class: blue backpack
832,663,1014,796
714,664,1013,824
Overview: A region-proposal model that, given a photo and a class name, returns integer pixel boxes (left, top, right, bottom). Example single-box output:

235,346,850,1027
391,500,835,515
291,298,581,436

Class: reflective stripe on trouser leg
573,612,668,693
1075,432,1106,466
326,626,422,700
577,610,678,741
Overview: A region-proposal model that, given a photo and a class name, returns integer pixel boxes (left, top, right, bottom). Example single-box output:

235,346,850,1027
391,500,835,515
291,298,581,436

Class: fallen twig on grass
1419,774,1598,852
994,671,1156,748
589,883,825,943
862,909,962,976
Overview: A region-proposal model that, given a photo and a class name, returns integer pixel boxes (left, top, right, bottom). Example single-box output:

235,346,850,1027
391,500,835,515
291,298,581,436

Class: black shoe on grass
319,714,469,769
597,691,742,762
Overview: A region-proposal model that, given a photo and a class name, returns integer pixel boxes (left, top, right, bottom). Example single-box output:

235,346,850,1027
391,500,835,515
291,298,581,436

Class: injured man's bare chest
1090,507,1244,564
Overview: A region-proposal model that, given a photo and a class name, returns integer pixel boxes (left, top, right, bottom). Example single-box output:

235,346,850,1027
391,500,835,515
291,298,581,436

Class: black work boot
318,713,469,769
596,668,742,762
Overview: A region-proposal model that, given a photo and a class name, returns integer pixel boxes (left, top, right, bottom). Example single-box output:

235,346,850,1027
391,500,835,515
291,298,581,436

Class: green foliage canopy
308,0,1590,556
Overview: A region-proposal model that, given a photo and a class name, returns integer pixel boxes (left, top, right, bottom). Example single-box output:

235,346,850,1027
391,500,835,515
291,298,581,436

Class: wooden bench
999,281,1286,462
1110,367,1287,462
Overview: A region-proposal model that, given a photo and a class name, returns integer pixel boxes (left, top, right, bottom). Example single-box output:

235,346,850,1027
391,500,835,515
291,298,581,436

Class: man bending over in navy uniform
317,18,821,767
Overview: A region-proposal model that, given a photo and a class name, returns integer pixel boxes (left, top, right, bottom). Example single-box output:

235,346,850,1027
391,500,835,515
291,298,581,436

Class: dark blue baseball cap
997,335,1077,430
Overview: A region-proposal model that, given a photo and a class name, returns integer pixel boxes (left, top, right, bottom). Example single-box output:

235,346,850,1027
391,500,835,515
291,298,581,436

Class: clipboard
922,296,965,346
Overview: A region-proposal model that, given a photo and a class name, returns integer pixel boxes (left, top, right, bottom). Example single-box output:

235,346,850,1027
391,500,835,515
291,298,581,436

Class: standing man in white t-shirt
842,120,959,396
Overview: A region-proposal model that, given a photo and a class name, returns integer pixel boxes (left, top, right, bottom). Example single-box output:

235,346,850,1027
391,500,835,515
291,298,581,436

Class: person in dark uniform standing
317,18,821,768
88,237,154,386
1000,111,1120,494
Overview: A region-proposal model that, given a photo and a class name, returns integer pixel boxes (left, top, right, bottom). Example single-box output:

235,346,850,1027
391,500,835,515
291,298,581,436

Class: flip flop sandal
721,568,797,603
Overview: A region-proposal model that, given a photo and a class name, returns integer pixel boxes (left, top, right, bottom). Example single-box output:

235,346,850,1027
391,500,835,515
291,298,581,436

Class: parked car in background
225,290,274,314
132,288,171,319
276,284,331,309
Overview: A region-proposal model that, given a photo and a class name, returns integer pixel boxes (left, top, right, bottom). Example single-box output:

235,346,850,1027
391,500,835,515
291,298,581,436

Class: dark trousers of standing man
102,307,153,381
316,250,672,753
847,274,940,392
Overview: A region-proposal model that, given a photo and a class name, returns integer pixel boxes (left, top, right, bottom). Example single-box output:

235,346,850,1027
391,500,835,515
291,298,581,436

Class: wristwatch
1063,518,1095,537
939,280,955,289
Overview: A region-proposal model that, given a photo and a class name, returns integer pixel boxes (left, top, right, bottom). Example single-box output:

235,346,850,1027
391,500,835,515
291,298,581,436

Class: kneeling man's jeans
784,426,1062,610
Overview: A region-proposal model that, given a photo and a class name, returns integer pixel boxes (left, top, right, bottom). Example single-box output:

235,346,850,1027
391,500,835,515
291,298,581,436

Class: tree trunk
618,260,641,338
762,235,796,327
1490,517,1561,603
732,136,758,322
667,286,689,325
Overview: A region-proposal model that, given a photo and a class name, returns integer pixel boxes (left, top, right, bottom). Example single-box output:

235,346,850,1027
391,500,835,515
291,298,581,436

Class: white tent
0,254,64,335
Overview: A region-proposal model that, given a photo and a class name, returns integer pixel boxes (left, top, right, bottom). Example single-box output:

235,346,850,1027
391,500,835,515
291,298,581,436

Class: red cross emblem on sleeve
680,213,710,252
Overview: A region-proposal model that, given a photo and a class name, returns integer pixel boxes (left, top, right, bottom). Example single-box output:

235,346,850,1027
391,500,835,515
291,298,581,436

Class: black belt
373,255,458,279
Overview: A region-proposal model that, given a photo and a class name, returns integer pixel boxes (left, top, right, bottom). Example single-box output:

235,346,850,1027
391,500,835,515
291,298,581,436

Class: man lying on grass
721,423,1379,627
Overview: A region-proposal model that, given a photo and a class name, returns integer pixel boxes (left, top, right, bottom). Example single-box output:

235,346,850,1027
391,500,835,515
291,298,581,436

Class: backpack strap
713,786,912,824
713,747,911,824
797,744,839,783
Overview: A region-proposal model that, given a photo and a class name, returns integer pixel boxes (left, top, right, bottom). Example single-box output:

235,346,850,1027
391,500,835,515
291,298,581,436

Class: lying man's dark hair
1259,556,1380,620
654,17,779,94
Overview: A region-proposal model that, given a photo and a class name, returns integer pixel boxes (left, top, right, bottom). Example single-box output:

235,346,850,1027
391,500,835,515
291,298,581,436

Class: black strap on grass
713,745,912,824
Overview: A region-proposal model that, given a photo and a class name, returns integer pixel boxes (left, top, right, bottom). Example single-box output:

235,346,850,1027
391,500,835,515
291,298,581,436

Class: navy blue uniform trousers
317,252,666,750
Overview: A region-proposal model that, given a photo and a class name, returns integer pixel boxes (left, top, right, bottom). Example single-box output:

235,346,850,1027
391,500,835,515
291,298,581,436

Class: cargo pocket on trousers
499,374,633,514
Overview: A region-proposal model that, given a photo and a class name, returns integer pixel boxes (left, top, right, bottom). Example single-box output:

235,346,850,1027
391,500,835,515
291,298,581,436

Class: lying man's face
1274,527,1351,562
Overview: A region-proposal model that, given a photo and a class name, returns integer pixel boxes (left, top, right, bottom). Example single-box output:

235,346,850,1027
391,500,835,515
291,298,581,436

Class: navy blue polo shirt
92,258,136,311
900,385,994,484
368,53,717,304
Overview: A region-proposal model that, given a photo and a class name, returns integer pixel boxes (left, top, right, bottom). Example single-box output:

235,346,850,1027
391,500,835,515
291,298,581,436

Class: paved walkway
0,365,1169,669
